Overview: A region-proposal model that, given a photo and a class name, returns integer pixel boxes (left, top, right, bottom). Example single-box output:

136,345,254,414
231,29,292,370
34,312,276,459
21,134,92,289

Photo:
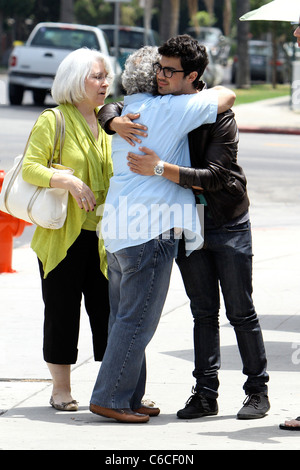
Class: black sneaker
177,388,218,419
237,392,270,419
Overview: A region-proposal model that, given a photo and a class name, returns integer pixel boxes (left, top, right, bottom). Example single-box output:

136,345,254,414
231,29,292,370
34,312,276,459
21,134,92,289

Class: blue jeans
91,233,178,409
176,219,269,399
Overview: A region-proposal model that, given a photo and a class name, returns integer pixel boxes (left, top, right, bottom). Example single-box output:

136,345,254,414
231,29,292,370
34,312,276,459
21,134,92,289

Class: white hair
122,46,160,95
51,48,114,104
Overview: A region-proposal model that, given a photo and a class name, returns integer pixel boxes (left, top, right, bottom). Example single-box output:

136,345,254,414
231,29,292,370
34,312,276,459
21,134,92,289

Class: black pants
38,230,109,364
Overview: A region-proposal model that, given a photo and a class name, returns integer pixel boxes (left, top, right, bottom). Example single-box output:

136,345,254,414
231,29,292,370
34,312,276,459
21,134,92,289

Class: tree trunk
187,0,199,32
236,0,250,89
203,0,214,17
0,9,4,63
60,0,74,23
159,0,180,41
143,0,153,44
223,0,232,37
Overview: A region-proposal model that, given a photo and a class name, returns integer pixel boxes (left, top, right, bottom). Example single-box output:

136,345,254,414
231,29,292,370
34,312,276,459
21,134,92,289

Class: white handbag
0,108,74,229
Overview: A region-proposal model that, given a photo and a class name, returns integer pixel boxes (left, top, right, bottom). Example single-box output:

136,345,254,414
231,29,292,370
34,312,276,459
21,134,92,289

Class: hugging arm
98,86,235,146
98,102,148,146
127,111,240,194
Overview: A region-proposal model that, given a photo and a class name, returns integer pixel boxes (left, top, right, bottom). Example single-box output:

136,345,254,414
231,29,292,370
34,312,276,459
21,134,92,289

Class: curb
238,126,300,135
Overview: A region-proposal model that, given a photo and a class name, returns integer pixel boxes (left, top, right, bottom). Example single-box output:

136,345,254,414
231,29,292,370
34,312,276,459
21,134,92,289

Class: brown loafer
89,403,149,423
134,405,160,416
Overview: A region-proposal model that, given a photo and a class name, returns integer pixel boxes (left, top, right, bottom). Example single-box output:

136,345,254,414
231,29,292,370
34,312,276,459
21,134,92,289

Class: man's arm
210,86,236,113
127,111,238,192
127,147,183,184
98,102,148,146
98,101,124,134
98,87,235,145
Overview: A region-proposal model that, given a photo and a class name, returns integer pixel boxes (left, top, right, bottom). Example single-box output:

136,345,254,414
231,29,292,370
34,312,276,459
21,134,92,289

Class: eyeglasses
153,62,186,78
88,73,109,83
292,23,300,31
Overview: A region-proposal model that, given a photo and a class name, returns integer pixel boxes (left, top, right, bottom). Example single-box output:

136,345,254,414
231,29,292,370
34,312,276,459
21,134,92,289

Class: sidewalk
0,96,300,451
234,94,300,134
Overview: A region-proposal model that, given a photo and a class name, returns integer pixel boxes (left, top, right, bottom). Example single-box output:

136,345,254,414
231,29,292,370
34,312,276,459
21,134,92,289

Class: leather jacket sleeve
179,110,244,194
97,101,124,134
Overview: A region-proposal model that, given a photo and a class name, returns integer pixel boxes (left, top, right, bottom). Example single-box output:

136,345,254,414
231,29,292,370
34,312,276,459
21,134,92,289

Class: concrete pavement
0,95,299,451
234,94,300,135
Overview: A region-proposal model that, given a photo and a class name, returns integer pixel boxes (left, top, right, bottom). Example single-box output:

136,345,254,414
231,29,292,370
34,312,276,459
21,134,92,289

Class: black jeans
38,230,109,364
176,220,269,399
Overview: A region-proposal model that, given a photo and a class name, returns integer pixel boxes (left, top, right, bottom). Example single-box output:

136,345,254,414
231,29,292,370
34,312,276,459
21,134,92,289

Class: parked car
8,22,122,105
202,47,224,88
231,40,291,84
185,26,231,65
98,25,161,69
283,41,300,60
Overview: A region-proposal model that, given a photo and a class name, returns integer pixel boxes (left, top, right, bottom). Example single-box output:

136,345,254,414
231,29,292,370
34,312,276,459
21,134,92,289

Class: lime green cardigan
22,104,113,278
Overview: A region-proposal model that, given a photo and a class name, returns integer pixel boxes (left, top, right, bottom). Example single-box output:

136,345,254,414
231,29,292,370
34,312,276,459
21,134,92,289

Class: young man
90,42,235,423
103,35,270,420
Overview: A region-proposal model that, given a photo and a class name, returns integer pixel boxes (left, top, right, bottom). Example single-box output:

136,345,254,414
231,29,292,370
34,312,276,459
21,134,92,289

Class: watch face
154,162,164,175
155,167,164,175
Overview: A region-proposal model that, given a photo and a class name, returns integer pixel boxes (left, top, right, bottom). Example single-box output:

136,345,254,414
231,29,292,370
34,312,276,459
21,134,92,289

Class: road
238,132,300,229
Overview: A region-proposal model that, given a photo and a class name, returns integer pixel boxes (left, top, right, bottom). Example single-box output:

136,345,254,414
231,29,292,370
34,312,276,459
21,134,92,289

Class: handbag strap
19,107,65,167
49,108,65,166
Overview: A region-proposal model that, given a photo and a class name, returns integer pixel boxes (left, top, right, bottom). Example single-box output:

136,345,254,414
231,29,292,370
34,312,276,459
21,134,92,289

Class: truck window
30,26,100,51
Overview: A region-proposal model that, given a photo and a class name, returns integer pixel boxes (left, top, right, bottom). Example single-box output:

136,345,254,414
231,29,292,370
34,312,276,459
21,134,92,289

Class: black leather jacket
183,110,249,226
98,103,249,227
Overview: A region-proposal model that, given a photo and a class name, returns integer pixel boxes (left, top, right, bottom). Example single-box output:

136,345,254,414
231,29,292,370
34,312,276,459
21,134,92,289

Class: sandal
50,396,78,411
279,416,300,431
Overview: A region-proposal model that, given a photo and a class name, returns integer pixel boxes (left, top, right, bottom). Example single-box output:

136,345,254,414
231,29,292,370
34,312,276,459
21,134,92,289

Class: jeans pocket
157,228,177,246
116,243,146,274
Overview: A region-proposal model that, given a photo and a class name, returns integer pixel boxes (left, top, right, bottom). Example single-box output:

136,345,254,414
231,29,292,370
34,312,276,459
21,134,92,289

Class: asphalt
0,95,300,452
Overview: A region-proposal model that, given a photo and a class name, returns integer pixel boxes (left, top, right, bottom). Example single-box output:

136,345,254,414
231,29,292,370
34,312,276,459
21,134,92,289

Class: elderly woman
89,46,235,423
22,48,114,411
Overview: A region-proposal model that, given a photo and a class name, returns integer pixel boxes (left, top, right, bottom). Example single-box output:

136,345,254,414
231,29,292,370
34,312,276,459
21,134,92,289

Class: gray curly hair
121,46,160,95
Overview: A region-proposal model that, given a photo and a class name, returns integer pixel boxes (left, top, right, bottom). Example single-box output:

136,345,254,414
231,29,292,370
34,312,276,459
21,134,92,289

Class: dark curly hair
158,34,208,90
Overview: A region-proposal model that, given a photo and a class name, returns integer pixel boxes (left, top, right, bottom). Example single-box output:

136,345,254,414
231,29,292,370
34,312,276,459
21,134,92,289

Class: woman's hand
110,113,148,146
68,176,96,212
127,147,160,175
50,173,96,212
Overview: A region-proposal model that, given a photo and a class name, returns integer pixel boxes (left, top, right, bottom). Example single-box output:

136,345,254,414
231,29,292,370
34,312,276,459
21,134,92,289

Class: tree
203,0,214,17
0,0,35,60
60,0,74,22
236,0,250,89
74,0,113,26
223,0,231,37
159,0,180,41
187,0,198,31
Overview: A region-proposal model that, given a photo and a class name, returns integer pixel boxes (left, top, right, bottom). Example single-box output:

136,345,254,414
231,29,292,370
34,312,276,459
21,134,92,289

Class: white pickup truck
8,22,121,105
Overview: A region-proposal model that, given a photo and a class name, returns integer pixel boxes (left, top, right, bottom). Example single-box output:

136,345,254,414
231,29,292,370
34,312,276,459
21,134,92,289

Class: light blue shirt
100,90,218,253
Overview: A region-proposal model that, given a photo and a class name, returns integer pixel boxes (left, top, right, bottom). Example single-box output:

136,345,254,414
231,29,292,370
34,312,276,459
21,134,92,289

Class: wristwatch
153,160,164,176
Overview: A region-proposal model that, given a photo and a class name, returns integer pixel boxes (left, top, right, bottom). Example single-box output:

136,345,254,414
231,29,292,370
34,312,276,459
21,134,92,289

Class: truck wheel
9,84,24,105
33,89,47,106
